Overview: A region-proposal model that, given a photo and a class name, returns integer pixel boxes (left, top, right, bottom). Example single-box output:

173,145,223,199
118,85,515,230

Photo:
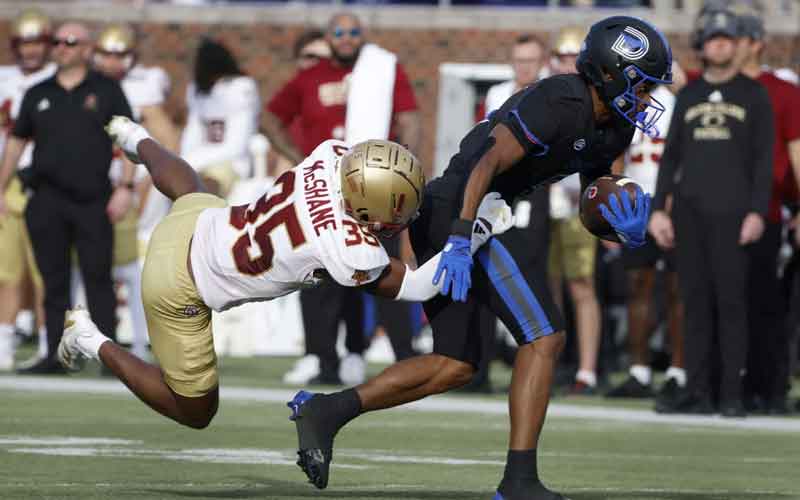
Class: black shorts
410,191,563,367
621,235,674,271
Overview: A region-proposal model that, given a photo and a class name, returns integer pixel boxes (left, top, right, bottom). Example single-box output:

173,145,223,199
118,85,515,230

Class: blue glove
433,234,473,302
599,187,651,248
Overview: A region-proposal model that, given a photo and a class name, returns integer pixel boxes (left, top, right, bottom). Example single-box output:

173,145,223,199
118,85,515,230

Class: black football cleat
495,478,570,500
288,390,334,489
605,376,653,399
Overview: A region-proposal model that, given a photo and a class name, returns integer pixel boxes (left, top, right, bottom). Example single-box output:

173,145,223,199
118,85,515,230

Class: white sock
665,366,687,387
37,327,48,358
15,310,34,336
0,324,14,349
576,370,597,387
114,261,148,355
629,364,652,385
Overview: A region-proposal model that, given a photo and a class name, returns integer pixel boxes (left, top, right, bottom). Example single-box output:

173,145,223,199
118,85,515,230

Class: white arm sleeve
394,253,442,302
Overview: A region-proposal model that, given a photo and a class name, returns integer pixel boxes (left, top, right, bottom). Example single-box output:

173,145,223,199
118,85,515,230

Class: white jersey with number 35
190,140,390,312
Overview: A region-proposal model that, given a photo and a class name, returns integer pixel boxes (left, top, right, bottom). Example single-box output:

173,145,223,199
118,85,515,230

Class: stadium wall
0,1,798,171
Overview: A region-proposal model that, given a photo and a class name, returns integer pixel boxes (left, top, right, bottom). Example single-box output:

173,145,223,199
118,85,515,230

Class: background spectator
546,26,605,395
462,34,550,393
267,29,331,179
267,13,421,386
263,12,420,166
484,34,547,116
606,78,686,403
735,6,800,414
650,8,775,417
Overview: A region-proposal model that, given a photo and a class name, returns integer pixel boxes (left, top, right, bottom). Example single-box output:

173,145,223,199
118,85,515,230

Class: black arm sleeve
749,85,775,216
498,81,563,157
653,92,686,211
110,80,134,120
11,88,36,139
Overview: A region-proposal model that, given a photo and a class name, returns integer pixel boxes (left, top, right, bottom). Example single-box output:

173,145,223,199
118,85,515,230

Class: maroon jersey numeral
342,220,380,247
229,170,306,275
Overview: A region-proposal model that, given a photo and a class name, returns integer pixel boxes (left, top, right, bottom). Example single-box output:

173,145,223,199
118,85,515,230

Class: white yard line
1,375,799,432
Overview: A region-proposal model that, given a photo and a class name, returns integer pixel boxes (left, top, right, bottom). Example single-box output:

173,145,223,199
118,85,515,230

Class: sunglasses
51,36,84,48
332,27,362,39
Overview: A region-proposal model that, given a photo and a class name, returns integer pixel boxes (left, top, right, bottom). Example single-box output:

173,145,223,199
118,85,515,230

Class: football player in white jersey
57,116,512,429
180,38,260,198
82,23,180,360
0,8,56,370
606,83,686,401
93,22,178,245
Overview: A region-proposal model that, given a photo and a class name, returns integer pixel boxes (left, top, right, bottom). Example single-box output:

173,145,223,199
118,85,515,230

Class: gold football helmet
97,24,136,54
554,26,586,56
11,8,51,45
339,140,425,238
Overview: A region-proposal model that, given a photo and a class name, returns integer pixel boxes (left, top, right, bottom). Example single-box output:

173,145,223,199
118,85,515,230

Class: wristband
450,218,473,238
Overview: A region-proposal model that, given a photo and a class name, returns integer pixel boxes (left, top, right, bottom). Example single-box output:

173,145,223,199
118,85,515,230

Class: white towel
345,43,397,144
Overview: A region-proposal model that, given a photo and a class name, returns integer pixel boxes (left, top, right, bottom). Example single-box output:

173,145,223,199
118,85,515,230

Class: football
579,174,643,243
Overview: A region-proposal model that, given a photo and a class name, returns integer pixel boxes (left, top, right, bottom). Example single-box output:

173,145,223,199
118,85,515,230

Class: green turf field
1,356,799,500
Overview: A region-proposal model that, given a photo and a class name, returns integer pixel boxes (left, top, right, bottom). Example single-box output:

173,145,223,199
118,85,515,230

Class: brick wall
1,20,797,169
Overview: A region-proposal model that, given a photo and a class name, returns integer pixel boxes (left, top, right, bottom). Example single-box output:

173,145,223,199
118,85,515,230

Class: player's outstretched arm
367,192,515,301
106,115,207,201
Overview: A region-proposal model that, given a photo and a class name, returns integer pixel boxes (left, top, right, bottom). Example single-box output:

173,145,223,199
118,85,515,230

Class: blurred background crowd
0,0,799,419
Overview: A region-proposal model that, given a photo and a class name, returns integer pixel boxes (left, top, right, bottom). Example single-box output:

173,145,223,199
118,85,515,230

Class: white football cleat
57,309,110,371
104,115,151,164
282,354,321,385
339,353,366,386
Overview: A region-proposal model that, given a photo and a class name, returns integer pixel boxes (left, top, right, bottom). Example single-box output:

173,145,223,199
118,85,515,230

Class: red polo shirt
268,58,418,156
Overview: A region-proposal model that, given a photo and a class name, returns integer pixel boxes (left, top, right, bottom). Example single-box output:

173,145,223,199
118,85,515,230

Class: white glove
471,192,515,254
105,115,151,164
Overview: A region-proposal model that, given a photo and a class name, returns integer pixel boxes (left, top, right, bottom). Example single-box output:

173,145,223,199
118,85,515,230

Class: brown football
579,174,642,243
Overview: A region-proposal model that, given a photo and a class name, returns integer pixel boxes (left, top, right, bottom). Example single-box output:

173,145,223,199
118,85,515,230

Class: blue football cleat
287,390,333,490
494,492,506,500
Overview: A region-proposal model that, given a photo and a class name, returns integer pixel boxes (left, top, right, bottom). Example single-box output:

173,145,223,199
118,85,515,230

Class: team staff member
650,9,774,417
736,9,800,414
263,12,419,163
0,22,134,374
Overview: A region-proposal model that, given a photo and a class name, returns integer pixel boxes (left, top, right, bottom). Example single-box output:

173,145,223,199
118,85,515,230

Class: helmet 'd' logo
611,26,650,61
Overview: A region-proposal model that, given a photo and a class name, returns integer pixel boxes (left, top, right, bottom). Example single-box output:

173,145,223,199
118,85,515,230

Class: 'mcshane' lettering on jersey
303,160,337,236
